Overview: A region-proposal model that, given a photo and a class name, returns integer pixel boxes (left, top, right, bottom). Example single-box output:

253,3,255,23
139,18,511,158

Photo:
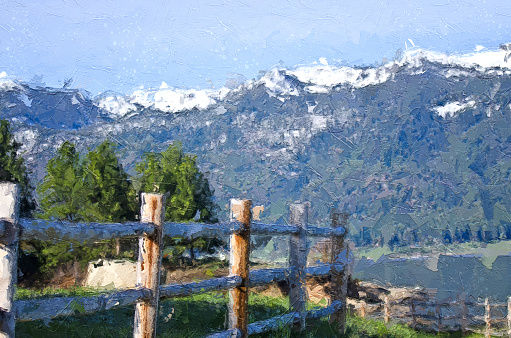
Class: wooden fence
0,182,351,337
355,295,511,337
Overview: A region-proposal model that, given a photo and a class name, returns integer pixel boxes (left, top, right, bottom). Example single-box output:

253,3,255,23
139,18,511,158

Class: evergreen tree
0,119,33,215
136,142,218,223
33,140,137,277
136,142,219,264
81,140,137,222
37,141,83,220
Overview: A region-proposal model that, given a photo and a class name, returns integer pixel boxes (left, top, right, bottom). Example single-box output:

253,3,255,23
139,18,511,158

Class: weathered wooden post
228,199,251,338
485,298,491,338
384,296,390,324
328,210,349,334
360,300,367,318
288,202,309,330
410,298,416,329
134,193,165,338
0,183,20,338
459,292,468,334
507,296,511,338
435,300,442,332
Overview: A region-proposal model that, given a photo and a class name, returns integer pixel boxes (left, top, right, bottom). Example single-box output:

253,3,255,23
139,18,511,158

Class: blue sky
0,0,510,95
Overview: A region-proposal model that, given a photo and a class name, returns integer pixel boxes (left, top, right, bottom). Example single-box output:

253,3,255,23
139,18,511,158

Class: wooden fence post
410,298,416,329
460,292,467,334
0,183,19,338
360,301,367,319
134,193,165,338
507,296,511,338
384,296,390,324
288,202,309,330
485,298,491,338
328,210,349,334
228,199,251,338
435,300,442,332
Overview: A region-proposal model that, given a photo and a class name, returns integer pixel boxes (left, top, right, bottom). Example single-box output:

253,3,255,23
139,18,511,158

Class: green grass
355,240,511,269
15,286,103,300
15,291,485,338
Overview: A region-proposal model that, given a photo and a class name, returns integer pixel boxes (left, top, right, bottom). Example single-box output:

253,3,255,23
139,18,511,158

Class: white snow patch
307,102,317,114
129,86,230,113
401,48,511,71
305,85,330,94
97,95,137,117
71,95,80,105
257,69,299,97
214,106,227,115
14,129,38,153
433,99,476,118
311,115,328,130
0,72,22,91
288,62,394,89
287,47,511,92
17,92,32,107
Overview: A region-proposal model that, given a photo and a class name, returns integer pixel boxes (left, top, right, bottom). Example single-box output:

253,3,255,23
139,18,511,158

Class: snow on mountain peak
287,61,395,92
0,72,23,91
256,68,300,98
96,95,137,118
96,86,231,116
129,86,230,113
400,48,511,71
284,47,511,93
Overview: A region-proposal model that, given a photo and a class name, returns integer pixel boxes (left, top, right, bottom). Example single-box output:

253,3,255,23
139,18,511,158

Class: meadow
15,288,484,338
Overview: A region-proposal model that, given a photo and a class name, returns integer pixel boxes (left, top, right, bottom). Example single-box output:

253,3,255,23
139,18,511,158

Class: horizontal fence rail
15,288,152,322
18,219,155,242
11,263,346,323
0,182,351,338
354,296,511,337
16,219,346,243
207,301,345,338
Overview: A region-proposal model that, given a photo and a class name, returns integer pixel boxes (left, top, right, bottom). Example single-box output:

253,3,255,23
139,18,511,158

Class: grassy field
15,289,485,338
355,240,511,269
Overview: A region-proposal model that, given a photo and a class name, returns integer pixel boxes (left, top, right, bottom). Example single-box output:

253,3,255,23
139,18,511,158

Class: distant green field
15,290,484,338
355,240,511,268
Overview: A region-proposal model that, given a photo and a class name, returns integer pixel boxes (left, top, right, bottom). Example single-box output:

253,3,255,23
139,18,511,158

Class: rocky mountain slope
2,47,511,245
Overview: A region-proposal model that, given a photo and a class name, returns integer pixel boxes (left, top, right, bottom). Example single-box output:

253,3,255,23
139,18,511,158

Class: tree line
37,139,217,224
0,119,220,283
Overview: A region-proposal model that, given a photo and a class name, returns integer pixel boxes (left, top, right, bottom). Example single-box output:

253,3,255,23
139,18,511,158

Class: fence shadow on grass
16,292,296,338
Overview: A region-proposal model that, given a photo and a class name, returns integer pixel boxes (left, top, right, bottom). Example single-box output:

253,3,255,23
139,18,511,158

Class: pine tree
33,140,137,277
136,142,219,264
136,142,218,223
0,119,33,215
37,141,83,220
81,140,137,222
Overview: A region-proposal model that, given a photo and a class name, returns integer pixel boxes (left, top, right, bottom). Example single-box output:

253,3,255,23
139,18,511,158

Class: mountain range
2,46,511,246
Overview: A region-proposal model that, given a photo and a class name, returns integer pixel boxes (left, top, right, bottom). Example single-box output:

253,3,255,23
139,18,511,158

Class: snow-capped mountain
0,72,103,129
3,46,511,244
